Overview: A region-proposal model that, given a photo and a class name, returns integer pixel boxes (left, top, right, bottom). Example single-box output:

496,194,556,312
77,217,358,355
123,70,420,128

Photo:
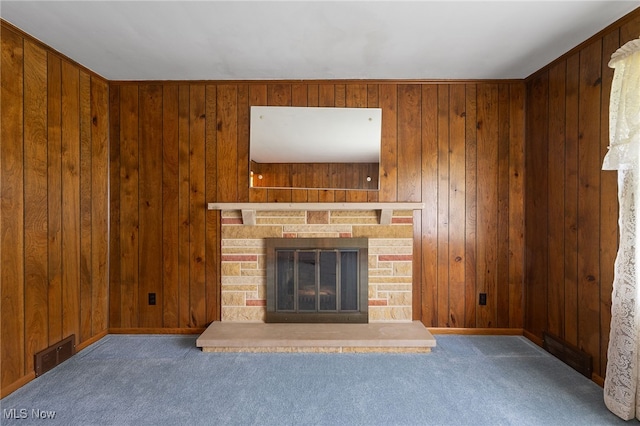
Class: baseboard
523,329,543,346
108,328,205,335
1,372,36,399
77,330,108,351
428,327,524,335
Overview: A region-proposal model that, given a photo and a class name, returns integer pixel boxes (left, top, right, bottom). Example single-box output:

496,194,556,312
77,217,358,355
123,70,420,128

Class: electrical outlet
479,293,487,306
148,293,156,306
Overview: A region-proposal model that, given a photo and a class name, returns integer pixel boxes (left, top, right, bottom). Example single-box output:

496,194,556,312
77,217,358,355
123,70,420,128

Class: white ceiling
1,1,639,81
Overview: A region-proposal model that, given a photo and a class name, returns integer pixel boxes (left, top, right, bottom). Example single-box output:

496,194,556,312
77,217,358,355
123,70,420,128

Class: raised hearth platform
196,321,436,353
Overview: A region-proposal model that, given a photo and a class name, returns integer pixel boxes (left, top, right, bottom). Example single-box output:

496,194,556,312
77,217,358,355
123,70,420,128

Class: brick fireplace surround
219,208,416,323
197,203,436,353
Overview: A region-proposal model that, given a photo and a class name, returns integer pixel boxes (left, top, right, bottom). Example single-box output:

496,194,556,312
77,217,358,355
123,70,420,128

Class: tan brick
222,226,283,239
307,211,329,224
221,292,246,306
242,269,265,277
374,283,413,292
331,210,377,217
331,217,378,225
222,239,264,248
368,306,412,322
221,262,241,276
369,276,412,284
221,276,264,285
283,225,352,233
222,307,265,322
388,292,413,306
221,247,265,255
352,225,413,238
393,262,413,276
221,285,260,292
369,238,413,247
368,268,393,276
258,217,306,225
294,232,343,238
369,245,413,255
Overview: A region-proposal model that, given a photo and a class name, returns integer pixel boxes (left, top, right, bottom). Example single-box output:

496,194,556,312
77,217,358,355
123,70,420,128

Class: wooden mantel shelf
207,202,424,225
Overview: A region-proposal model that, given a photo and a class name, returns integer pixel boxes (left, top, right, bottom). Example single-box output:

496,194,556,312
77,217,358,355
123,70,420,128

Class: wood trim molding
428,327,524,335
108,328,206,334
1,372,36,398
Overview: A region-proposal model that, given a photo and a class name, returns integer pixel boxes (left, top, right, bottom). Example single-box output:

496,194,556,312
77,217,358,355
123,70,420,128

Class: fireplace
214,206,419,323
265,238,368,323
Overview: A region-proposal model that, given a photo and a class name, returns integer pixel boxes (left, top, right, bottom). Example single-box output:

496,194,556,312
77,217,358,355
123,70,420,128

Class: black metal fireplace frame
265,237,368,323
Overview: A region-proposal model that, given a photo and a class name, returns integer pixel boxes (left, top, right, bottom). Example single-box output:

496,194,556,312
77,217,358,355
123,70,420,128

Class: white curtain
603,38,640,421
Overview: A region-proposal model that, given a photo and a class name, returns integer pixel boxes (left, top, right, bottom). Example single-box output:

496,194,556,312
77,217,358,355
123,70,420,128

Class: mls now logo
3,408,56,419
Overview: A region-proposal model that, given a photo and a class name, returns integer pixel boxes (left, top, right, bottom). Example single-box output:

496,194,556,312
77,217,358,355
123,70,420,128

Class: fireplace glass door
266,238,368,323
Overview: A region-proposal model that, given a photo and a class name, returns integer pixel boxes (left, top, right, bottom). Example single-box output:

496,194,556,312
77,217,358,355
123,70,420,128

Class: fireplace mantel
207,202,424,225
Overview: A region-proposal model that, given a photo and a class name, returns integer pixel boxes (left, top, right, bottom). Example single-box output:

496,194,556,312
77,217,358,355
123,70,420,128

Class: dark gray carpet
0,334,626,425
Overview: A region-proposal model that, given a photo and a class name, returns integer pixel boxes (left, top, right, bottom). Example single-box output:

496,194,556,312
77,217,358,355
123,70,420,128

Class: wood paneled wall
1,22,109,395
524,9,640,378
108,81,525,331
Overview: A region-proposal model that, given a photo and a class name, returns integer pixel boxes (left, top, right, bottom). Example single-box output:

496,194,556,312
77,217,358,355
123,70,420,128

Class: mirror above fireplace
249,106,382,190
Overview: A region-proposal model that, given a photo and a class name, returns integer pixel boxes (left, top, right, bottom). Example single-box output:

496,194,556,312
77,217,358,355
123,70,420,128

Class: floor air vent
34,335,76,377
542,332,592,378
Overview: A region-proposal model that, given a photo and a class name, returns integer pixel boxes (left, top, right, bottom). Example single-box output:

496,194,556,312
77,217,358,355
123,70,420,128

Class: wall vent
34,335,76,377
542,332,592,378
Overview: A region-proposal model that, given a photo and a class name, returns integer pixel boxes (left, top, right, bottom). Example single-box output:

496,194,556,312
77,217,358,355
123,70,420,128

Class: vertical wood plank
24,40,49,371
436,85,450,327
448,84,466,328
205,85,220,323
163,84,180,327
217,85,238,202
1,27,25,386
547,61,567,337
189,85,207,327
237,84,250,202
90,77,109,334
119,84,139,328
138,84,163,327
397,84,422,202
525,73,549,337
564,53,580,346
464,84,478,328
476,84,499,328
47,53,63,344
577,39,602,369
61,60,81,340
508,83,525,329
178,84,191,327
79,71,92,342
496,84,510,328
421,84,438,327
108,85,122,328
